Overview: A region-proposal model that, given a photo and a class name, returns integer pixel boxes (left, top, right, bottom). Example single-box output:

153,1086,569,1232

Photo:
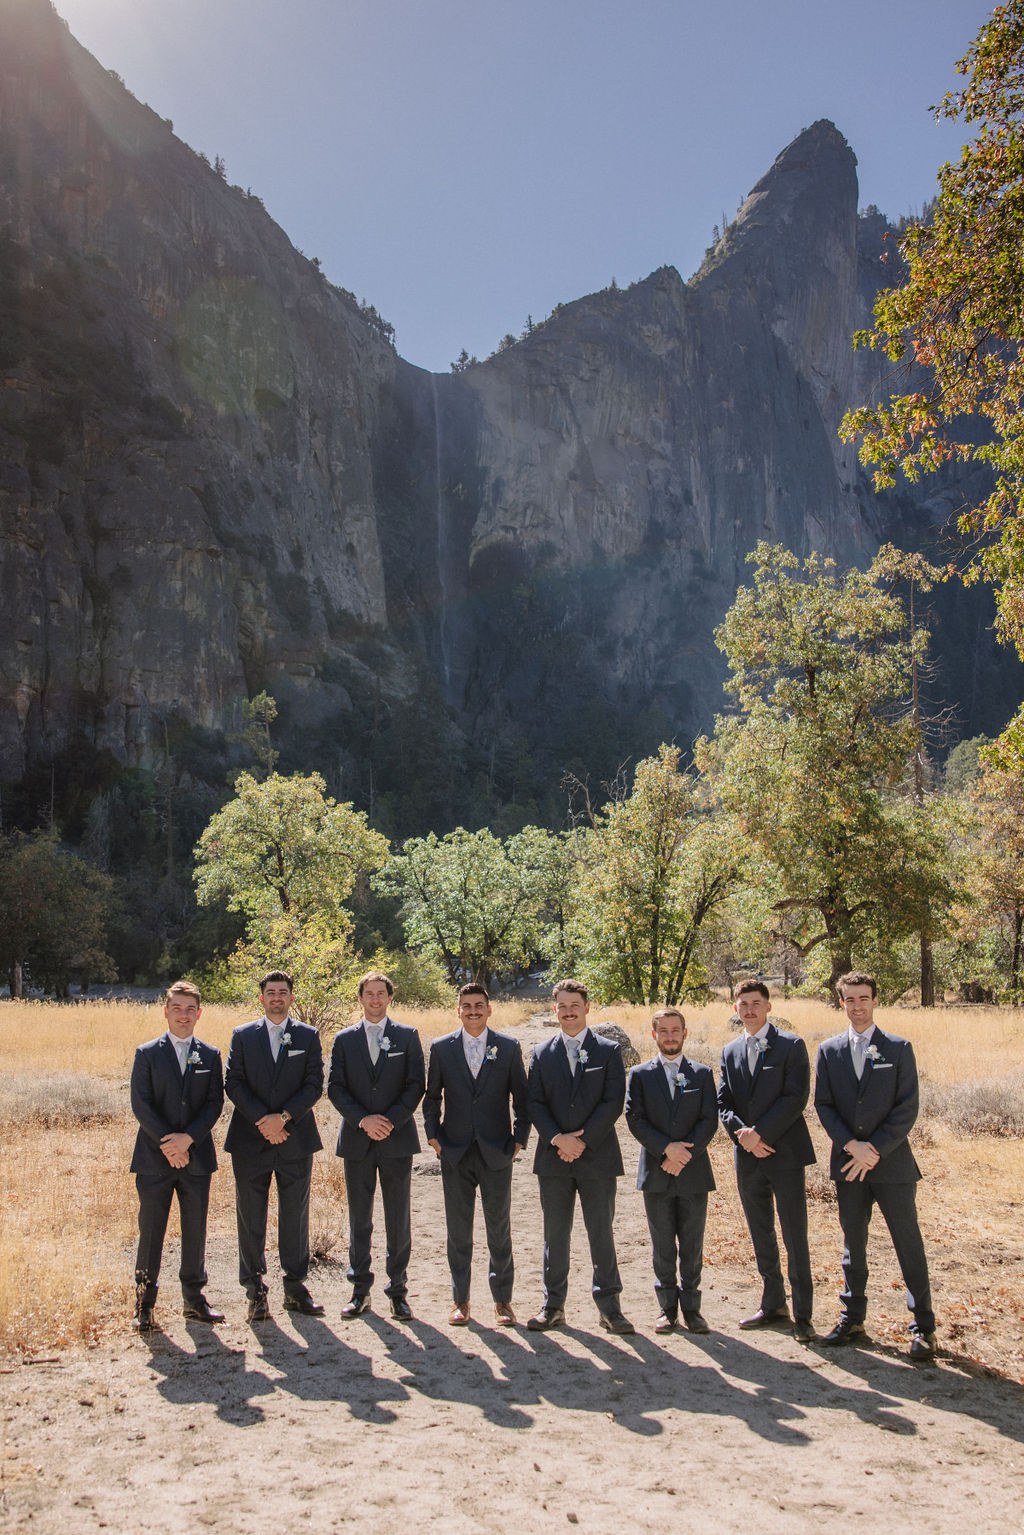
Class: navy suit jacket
328,1018,425,1160
717,1022,816,1168
423,1028,530,1169
130,1034,223,1177
528,1029,625,1180
814,1028,922,1184
625,1054,717,1195
223,1018,324,1162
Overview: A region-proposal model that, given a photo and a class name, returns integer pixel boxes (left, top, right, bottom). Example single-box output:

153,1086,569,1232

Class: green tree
194,771,389,924
961,754,1024,994
0,831,114,996
696,544,955,999
554,746,740,1004
841,2,1024,660
374,825,557,985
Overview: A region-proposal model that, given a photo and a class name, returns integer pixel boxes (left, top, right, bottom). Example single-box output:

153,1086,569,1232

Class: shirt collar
848,1023,876,1048
745,1021,771,1045
362,1016,387,1032
560,1027,588,1050
166,1031,193,1059
461,1027,487,1046
658,1051,684,1071
262,1016,289,1032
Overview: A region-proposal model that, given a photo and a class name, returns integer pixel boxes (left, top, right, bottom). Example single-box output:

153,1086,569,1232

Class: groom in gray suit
625,1006,717,1334
424,983,530,1325
815,970,936,1359
130,980,224,1331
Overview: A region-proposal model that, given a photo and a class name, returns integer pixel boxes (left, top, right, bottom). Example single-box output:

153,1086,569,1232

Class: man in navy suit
718,979,816,1342
423,982,530,1326
130,980,224,1332
815,970,936,1359
625,1007,717,1334
224,970,325,1321
526,979,634,1334
328,970,425,1320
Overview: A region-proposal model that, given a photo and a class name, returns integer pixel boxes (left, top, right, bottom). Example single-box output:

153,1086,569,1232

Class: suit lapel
653,1057,675,1112
270,1018,291,1084
371,1018,391,1081
451,1031,476,1092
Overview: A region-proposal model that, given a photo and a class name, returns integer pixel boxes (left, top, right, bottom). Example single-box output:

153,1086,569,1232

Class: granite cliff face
0,0,1018,828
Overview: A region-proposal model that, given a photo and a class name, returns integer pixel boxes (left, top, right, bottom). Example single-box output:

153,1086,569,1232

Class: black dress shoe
341,1294,371,1318
739,1306,791,1329
389,1297,413,1321
654,1312,677,1334
909,1330,937,1360
246,1292,270,1323
792,1319,816,1343
819,1318,867,1346
682,1310,710,1334
183,1297,225,1324
133,1306,156,1333
283,1292,325,1317
599,1311,636,1336
526,1306,565,1331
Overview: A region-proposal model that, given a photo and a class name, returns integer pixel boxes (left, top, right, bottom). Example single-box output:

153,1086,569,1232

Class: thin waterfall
430,373,451,692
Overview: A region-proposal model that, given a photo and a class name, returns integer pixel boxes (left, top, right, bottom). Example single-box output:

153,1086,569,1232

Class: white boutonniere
675,1070,687,1087
379,1036,392,1054
577,1048,589,1065
486,1045,498,1061
754,1038,769,1055
187,1048,202,1066
865,1043,883,1064
280,1032,292,1047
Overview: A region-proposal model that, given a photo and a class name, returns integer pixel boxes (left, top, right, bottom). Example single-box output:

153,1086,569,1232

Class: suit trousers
537,1173,622,1314
232,1155,313,1297
642,1187,708,1316
343,1152,412,1298
736,1157,813,1321
135,1170,211,1304
835,1179,934,1332
439,1143,515,1303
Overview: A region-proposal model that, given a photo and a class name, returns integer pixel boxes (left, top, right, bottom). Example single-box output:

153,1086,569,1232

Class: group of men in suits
129,969,936,1359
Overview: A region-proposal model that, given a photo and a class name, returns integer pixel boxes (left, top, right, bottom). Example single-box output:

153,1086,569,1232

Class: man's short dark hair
459,982,490,1001
838,970,877,998
358,970,394,998
260,970,294,993
735,979,770,1000
552,978,589,1003
166,979,201,1005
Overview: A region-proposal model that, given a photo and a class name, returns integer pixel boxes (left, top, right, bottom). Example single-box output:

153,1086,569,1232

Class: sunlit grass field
2,994,1023,1370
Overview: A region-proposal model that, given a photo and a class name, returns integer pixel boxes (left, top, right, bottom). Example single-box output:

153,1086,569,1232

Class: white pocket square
583,1066,602,1073
388,1051,405,1058
287,1049,304,1057
871,1062,894,1070
194,1068,211,1075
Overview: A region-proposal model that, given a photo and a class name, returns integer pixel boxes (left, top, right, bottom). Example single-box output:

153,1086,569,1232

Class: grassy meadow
1,994,1023,1375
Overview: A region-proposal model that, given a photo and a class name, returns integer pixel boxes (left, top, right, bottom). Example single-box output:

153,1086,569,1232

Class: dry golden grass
2,995,1023,1371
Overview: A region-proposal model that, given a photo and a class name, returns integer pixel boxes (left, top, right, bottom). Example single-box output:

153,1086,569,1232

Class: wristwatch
280,1110,292,1127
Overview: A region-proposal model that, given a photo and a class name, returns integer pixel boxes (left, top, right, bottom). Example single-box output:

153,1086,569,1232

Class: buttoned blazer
814,1028,922,1184
717,1023,816,1167
625,1055,717,1195
130,1035,223,1177
422,1028,530,1169
223,1018,324,1162
528,1029,625,1180
328,1018,425,1160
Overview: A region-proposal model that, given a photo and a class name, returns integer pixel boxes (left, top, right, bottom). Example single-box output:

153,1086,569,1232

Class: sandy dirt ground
3,1018,1023,1534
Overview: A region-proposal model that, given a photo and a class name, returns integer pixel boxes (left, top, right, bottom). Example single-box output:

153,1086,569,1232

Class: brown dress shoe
739,1306,790,1329
526,1306,565,1331
599,1311,636,1336
654,1312,677,1334
494,1301,517,1327
449,1302,471,1325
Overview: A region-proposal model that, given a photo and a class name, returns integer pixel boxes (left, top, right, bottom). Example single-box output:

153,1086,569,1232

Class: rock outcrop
0,0,1019,822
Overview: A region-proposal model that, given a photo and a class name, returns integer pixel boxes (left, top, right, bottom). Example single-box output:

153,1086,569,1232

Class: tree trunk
920,933,935,1007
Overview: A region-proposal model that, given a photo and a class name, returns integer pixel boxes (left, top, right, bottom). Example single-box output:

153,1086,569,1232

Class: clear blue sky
54,0,993,373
